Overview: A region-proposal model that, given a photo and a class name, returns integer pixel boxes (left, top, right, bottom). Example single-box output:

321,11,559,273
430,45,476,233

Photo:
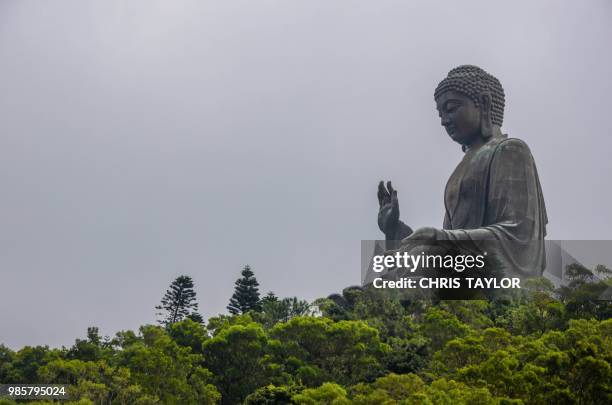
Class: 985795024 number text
0,384,70,399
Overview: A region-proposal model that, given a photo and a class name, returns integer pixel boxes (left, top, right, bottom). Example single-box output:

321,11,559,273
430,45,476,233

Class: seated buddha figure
377,65,548,277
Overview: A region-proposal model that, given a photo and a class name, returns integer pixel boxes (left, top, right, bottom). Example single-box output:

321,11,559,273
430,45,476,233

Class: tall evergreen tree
260,291,278,306
156,275,199,326
187,312,205,324
227,265,261,315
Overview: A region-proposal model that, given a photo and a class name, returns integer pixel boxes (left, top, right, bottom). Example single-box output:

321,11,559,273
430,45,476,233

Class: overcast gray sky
1,0,611,349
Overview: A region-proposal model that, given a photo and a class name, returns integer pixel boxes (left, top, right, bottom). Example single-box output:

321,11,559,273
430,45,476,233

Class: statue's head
434,65,505,147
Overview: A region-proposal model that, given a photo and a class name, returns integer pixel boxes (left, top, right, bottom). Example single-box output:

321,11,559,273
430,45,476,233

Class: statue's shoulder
495,136,533,154
489,137,537,168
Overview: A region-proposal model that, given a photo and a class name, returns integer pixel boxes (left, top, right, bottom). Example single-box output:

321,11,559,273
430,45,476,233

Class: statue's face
436,90,481,146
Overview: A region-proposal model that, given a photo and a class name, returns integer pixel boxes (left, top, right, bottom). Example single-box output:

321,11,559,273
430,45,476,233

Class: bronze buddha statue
377,65,548,277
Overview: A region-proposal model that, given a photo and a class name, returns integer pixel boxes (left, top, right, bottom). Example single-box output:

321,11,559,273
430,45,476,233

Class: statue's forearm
433,228,497,254
396,221,413,240
385,220,413,240
437,227,497,241
385,220,413,250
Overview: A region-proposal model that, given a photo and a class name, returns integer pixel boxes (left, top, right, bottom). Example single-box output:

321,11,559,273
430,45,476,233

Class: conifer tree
187,312,204,324
156,275,199,326
260,291,278,306
227,265,261,314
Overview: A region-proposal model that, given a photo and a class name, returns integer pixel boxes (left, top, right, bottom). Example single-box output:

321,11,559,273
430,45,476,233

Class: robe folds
397,134,548,277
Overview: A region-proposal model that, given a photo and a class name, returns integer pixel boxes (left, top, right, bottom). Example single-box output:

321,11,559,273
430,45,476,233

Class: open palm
377,181,399,236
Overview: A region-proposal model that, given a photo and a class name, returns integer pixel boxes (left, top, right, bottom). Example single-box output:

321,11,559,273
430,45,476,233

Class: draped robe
395,134,548,277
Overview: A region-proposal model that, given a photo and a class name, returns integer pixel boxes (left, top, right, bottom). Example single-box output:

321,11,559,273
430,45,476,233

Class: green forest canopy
0,263,610,404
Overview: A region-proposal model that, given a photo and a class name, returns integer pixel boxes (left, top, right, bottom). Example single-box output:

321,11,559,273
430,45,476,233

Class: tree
227,265,261,315
202,323,270,404
420,306,472,351
66,327,113,362
260,291,278,306
156,275,200,326
258,293,312,328
187,312,205,324
269,317,390,386
167,318,209,354
244,384,299,404
292,382,350,404
0,345,60,384
557,263,612,321
117,325,220,404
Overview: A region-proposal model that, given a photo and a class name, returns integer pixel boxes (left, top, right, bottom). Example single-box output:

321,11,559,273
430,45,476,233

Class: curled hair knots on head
434,65,505,126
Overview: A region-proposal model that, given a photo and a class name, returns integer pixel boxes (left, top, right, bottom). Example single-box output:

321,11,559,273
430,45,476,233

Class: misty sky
1,0,611,349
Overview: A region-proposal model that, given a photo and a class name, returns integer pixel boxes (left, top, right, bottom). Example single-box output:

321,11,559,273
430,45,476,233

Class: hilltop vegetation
0,264,610,404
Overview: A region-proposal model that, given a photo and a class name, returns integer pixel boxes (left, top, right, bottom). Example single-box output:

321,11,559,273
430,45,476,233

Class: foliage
292,382,350,404
257,293,312,328
155,275,200,326
244,384,300,404
202,322,270,404
269,317,390,387
1,263,611,404
227,265,262,315
167,318,209,354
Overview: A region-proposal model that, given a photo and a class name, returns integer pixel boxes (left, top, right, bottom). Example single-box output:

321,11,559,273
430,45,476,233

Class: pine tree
260,291,278,306
155,275,199,326
227,265,261,315
187,312,204,324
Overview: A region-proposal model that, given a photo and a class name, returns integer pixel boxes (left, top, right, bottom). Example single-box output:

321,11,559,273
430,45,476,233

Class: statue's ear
480,93,493,139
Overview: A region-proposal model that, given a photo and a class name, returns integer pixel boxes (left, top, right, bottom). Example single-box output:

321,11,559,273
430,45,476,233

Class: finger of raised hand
391,189,399,208
377,181,386,206
378,180,390,206
386,181,395,196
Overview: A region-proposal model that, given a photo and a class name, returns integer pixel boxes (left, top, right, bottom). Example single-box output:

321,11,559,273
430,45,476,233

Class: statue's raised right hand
377,181,399,236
